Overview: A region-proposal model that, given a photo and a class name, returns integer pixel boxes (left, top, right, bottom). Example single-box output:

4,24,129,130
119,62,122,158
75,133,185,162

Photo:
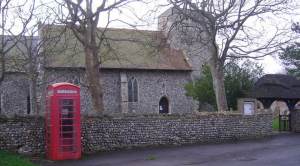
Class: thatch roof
250,74,300,99
40,25,191,71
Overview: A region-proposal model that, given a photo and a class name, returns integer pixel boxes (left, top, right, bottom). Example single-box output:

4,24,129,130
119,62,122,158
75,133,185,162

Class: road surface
39,133,300,166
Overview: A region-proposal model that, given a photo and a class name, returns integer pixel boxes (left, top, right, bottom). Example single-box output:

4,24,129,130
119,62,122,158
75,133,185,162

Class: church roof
249,74,300,99
0,35,38,72
40,25,191,71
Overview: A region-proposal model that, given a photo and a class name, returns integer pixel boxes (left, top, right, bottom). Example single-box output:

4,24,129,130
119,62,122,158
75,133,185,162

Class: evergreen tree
185,60,263,111
279,43,300,77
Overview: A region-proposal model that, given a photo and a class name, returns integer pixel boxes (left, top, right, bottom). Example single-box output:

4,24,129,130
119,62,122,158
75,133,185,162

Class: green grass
0,150,36,166
272,117,279,130
146,155,157,160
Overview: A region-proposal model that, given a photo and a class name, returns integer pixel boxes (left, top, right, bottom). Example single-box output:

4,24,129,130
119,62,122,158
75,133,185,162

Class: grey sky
108,0,298,74
5,0,300,74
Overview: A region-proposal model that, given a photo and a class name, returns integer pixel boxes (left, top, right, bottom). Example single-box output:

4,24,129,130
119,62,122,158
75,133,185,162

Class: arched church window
159,96,169,114
27,94,31,115
128,77,138,102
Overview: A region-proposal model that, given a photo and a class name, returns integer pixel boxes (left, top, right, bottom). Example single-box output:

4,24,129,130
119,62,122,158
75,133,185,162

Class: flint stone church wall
0,73,29,116
44,68,195,115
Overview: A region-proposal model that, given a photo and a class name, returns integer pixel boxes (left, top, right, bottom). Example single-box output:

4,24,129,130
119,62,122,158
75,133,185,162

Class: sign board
243,101,254,115
57,90,78,94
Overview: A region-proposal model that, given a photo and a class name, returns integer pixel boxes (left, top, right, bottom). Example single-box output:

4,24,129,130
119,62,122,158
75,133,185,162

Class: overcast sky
6,0,300,74
260,56,285,74
104,0,298,74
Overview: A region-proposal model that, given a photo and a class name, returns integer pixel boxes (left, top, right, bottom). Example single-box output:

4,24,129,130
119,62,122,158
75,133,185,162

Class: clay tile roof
250,74,300,99
40,25,191,71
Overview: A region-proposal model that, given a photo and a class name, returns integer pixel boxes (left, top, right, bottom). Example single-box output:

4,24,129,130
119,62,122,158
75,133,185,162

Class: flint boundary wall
0,117,45,154
291,109,300,132
0,113,272,154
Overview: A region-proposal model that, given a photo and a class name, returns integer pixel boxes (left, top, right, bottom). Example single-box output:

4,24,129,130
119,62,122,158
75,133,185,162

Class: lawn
0,150,36,166
272,117,279,130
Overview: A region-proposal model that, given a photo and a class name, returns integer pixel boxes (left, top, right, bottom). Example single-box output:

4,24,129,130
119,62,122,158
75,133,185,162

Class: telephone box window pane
61,107,74,119
61,146,74,152
61,99,73,106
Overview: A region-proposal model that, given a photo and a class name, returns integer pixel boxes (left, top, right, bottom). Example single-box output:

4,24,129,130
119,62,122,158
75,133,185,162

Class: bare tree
0,0,34,84
54,0,139,114
14,27,43,115
8,0,63,115
165,0,297,111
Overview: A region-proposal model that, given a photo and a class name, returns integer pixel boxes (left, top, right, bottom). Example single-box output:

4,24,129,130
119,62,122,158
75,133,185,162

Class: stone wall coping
81,112,272,120
0,112,272,122
193,111,271,116
0,115,44,123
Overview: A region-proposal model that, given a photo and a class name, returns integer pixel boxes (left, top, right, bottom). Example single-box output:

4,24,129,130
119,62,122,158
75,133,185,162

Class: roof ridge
40,23,161,34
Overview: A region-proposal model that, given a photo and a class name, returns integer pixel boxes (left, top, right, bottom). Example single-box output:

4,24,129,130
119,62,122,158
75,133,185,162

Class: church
0,8,207,116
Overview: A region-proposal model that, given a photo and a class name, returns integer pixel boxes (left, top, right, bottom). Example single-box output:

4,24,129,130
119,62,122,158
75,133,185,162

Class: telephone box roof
50,82,80,88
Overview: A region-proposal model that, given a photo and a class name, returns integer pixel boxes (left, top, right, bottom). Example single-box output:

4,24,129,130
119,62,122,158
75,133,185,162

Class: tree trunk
209,60,228,112
84,47,104,115
29,77,38,115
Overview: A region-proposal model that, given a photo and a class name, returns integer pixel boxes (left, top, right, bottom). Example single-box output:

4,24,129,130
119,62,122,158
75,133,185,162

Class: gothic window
27,94,31,115
128,77,138,102
0,94,2,114
0,94,3,114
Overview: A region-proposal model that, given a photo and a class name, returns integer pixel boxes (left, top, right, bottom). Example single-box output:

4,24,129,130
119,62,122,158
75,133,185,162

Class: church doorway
159,97,169,114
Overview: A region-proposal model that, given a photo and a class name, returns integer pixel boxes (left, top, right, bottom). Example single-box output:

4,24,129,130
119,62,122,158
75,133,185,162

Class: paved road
39,133,300,166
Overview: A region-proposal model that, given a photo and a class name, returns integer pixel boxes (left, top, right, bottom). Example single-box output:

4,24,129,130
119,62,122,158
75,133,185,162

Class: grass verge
272,117,279,130
0,150,36,166
146,155,157,160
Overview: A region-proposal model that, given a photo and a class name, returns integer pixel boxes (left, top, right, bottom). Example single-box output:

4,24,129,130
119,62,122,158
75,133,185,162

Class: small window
128,77,138,102
0,94,3,114
0,94,2,114
27,95,31,114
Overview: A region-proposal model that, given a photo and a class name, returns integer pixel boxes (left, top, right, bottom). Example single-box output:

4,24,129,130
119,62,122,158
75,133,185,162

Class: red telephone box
45,82,81,160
